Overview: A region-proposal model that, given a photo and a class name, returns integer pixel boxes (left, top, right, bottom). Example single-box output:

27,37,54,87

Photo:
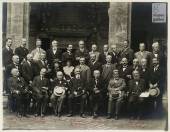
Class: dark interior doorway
131,2,167,52
29,2,109,52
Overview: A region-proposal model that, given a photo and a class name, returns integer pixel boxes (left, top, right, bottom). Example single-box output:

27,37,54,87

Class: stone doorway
29,3,109,52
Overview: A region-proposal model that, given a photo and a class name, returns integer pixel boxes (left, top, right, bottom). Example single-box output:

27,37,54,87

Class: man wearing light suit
135,43,150,66
31,39,46,62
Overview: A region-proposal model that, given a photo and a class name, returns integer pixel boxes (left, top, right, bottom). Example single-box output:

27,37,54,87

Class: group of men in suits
3,37,165,120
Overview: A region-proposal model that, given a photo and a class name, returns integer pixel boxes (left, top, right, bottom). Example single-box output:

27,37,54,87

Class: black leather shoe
93,113,98,119
80,113,86,118
58,113,61,117
67,113,73,117
17,113,22,118
41,114,44,117
34,113,38,117
106,114,111,119
114,115,118,120
23,114,30,118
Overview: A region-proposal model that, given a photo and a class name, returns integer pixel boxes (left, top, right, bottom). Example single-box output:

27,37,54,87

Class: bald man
15,38,29,63
32,68,50,117
50,71,68,117
8,68,30,117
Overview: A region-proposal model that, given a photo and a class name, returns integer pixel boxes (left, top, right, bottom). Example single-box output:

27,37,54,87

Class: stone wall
108,2,131,51
6,3,30,49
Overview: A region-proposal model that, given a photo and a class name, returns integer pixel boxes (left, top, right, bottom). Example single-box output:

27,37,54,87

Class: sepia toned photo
2,1,168,130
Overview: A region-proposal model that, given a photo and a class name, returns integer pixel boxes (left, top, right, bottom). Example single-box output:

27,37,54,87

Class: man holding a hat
50,71,68,117
32,68,50,117
149,57,163,114
67,67,87,118
128,70,146,119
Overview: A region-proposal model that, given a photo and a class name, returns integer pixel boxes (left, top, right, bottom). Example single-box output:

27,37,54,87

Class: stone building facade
5,2,131,51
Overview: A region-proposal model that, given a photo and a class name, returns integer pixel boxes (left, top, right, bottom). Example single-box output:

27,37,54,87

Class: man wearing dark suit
128,70,146,119
3,38,13,94
149,58,163,114
75,40,89,64
15,38,29,64
67,67,87,118
75,57,91,84
110,45,120,65
34,53,51,77
62,44,75,66
88,53,102,76
50,71,68,117
131,58,142,71
118,58,133,86
101,55,116,88
139,58,150,88
99,44,111,64
49,61,63,80
107,69,126,120
8,68,30,117
89,70,103,118
21,54,35,84
46,40,62,67
32,68,50,117
119,40,134,65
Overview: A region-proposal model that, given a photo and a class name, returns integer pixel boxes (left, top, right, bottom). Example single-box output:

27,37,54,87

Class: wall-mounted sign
152,3,166,23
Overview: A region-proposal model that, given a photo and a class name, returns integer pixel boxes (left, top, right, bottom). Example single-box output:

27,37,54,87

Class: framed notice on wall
152,3,167,23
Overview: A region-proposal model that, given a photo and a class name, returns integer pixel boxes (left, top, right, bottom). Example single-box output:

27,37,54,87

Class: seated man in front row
50,71,68,117
128,70,146,120
107,69,126,120
89,70,103,118
32,68,50,117
8,68,31,117
67,67,87,118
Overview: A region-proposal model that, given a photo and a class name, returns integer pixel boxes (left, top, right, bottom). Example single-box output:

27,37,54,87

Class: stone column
108,2,131,50
6,3,30,49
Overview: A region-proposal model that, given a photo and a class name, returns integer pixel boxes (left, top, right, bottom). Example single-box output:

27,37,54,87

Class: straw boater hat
149,87,160,97
53,86,65,96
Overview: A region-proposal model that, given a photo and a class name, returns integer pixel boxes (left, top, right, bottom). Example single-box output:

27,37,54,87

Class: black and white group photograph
1,1,168,130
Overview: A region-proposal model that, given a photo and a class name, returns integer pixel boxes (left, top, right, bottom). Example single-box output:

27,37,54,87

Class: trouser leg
115,98,123,116
68,94,74,114
42,94,48,114
93,94,101,113
108,97,113,114
50,94,57,114
80,94,87,114
57,95,66,113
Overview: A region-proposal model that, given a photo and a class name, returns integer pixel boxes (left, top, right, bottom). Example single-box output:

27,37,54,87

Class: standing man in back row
75,40,89,64
15,38,29,64
31,38,46,62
